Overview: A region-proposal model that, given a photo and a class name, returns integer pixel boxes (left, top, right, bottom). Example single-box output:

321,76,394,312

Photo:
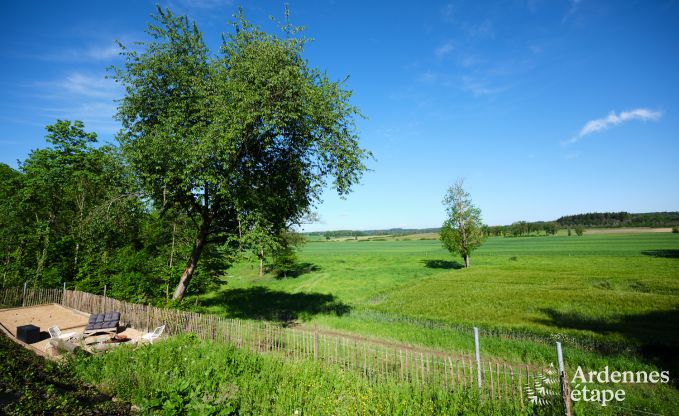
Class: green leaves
112,7,371,297
440,179,485,266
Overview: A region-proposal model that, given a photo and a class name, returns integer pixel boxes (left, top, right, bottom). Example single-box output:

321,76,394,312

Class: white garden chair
47,326,78,341
139,325,165,344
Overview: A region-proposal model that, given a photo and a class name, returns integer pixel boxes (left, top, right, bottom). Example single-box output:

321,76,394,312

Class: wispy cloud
563,0,583,23
462,19,494,39
32,73,121,100
23,72,122,135
564,108,663,145
58,74,120,99
440,3,455,22
170,0,233,9
434,41,455,58
30,41,124,63
461,76,508,96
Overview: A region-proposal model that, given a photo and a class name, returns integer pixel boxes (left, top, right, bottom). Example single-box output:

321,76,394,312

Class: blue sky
1,1,678,231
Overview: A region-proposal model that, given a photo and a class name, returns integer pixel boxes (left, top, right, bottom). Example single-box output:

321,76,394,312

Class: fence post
474,327,482,389
102,284,107,312
556,342,573,416
22,281,27,307
62,282,66,305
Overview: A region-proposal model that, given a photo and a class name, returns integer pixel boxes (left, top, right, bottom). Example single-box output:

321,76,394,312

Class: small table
17,324,40,344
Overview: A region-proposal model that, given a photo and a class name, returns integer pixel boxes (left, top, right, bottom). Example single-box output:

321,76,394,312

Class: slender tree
113,8,371,300
440,179,485,268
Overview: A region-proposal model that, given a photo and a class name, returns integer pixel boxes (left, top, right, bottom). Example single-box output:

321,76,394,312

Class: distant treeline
309,212,679,239
308,228,440,239
556,212,679,228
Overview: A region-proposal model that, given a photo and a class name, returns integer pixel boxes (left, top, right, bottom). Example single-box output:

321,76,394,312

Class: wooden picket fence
0,286,565,410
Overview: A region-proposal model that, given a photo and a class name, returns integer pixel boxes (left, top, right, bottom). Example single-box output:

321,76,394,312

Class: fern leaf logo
525,363,558,406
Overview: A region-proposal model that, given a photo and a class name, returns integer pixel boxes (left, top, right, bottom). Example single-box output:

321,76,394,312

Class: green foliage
557,211,679,228
272,245,298,278
672,227,678,233
0,120,145,290
574,226,585,236
0,332,130,414
72,335,528,415
0,120,225,302
440,179,485,267
112,6,371,299
543,222,559,236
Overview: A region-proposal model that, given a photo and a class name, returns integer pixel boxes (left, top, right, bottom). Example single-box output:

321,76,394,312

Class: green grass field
195,232,679,413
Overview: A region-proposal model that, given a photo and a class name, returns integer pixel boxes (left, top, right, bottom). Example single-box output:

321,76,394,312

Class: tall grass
71,334,561,415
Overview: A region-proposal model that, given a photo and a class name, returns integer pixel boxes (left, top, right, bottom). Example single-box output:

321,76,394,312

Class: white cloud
564,108,663,145
417,70,439,84
25,72,122,135
58,73,120,99
461,76,508,96
434,41,455,58
563,0,583,22
83,44,121,60
32,40,124,63
172,0,233,9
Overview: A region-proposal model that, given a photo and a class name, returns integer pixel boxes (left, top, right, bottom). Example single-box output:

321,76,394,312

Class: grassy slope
203,234,678,346
71,334,559,416
196,233,679,412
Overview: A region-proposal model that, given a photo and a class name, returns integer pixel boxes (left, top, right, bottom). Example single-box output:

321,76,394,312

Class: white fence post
556,342,572,416
474,327,482,389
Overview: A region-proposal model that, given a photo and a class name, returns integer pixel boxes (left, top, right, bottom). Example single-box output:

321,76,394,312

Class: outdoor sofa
83,311,120,335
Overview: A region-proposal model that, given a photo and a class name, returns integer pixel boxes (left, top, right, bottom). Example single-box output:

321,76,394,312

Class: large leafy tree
113,8,371,300
440,179,485,268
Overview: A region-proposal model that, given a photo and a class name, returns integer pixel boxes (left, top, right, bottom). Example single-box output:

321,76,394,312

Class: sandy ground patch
0,303,143,355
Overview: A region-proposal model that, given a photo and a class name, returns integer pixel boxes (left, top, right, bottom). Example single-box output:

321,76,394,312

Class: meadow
194,231,679,413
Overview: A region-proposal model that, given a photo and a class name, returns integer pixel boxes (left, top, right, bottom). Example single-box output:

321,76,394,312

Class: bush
672,227,678,233
574,226,585,236
273,246,298,278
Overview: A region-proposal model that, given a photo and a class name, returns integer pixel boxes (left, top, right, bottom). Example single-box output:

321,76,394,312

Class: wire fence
1,286,568,411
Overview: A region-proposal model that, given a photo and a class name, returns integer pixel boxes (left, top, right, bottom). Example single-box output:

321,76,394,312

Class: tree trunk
464,255,470,268
258,248,264,277
172,219,210,301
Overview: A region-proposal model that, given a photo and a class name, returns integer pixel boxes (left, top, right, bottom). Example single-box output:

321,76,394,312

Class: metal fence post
556,342,572,416
474,327,482,389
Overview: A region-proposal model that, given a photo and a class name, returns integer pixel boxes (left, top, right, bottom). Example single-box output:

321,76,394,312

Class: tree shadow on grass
421,259,464,269
641,250,679,259
536,308,679,380
202,286,350,324
274,262,321,279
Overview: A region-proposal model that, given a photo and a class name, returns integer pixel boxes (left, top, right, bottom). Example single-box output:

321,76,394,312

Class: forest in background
0,121,225,303
307,212,679,239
